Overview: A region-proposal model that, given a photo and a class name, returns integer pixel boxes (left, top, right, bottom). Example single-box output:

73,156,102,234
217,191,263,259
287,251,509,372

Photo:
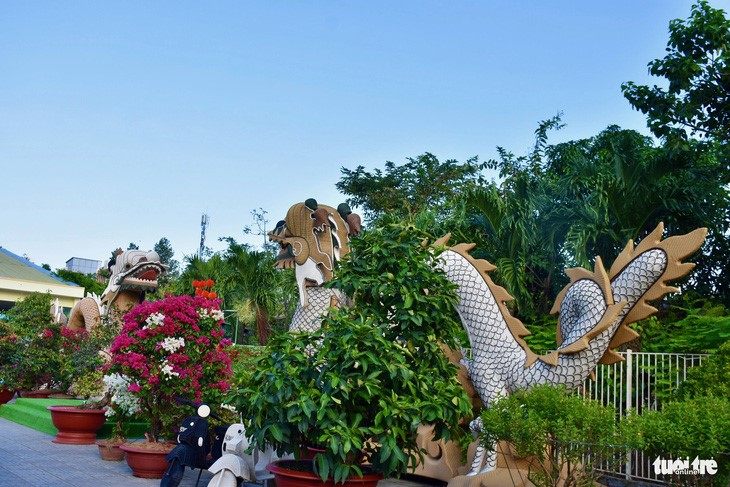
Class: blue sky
1,1,721,271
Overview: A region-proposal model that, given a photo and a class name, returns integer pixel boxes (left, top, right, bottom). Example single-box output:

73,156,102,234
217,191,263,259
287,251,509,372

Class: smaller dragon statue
66,249,167,331
268,198,361,331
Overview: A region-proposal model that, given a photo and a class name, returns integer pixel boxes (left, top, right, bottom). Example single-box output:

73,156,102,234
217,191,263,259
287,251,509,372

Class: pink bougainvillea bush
106,294,233,442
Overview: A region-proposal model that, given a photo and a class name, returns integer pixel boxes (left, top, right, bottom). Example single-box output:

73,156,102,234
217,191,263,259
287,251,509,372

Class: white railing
580,350,708,483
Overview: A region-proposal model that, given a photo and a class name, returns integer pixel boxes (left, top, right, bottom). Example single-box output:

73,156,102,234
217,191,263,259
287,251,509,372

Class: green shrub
233,224,473,482
480,384,624,487
675,341,730,400
523,314,559,354
625,396,730,485
634,295,730,354
3,292,119,393
230,344,266,387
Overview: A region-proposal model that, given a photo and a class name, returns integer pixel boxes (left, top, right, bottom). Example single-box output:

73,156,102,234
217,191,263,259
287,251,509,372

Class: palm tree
222,242,281,345
546,126,718,268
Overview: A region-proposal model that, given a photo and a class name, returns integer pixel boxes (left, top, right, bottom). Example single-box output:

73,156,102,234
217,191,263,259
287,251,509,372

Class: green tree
622,0,730,164
53,269,106,296
545,126,724,269
168,253,228,299
337,152,486,224
235,224,472,482
153,237,179,278
464,115,566,316
622,0,730,303
464,117,728,314
220,240,283,345
126,242,139,250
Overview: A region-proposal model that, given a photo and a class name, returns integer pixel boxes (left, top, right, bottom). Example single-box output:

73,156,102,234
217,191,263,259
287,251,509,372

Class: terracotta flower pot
96,439,126,461
120,442,174,478
299,445,326,460
268,459,383,487
47,405,106,444
19,389,56,399
0,388,15,404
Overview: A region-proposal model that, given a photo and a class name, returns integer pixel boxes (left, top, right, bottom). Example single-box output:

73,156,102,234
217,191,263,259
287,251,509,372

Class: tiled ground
0,418,436,487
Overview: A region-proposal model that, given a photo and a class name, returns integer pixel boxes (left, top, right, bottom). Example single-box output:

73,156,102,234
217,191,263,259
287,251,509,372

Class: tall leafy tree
337,152,486,224
622,0,730,167
545,126,723,268
622,0,730,303
465,117,729,314
465,115,566,316
53,269,106,296
153,237,179,278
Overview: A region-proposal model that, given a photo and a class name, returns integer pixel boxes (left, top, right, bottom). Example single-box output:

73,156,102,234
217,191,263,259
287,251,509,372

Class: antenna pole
199,213,209,259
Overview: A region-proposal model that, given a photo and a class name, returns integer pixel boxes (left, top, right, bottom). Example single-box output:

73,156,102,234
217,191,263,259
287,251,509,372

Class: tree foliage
460,117,729,316
480,384,624,487
153,237,179,277
337,152,486,224
53,269,106,296
625,396,730,485
622,0,730,165
219,239,283,345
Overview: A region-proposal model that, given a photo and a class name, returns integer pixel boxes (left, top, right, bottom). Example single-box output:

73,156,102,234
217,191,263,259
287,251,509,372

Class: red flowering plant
0,320,20,391
1,292,110,394
106,290,233,443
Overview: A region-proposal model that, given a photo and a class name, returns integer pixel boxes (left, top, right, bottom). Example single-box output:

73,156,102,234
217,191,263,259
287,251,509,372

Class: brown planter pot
120,442,173,479
47,405,106,444
19,389,56,398
96,439,126,461
268,460,383,487
0,388,15,404
299,446,326,460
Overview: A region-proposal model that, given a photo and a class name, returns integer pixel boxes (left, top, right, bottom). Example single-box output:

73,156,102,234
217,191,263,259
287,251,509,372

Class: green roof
0,247,78,286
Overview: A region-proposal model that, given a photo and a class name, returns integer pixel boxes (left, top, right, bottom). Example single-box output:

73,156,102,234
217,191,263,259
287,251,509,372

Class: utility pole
199,213,209,259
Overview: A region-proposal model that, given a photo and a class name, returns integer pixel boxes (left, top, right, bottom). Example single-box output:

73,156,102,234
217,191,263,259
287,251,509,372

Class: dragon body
439,224,706,475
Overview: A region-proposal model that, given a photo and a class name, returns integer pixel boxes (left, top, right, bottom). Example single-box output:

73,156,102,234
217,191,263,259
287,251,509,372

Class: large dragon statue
436,223,706,479
270,200,706,485
65,249,166,331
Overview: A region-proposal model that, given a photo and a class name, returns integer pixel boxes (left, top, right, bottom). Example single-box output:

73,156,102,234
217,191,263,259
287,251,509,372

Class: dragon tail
596,223,707,364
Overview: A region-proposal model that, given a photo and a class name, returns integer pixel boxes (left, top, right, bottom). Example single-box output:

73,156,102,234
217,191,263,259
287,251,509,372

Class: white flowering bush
103,373,141,418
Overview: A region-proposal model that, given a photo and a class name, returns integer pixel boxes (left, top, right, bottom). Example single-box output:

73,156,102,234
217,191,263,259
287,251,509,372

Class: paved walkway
0,417,436,487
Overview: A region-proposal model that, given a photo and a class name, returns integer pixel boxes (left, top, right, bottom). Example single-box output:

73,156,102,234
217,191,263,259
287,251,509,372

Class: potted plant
106,291,234,478
92,372,136,461
46,321,122,444
234,224,473,484
0,319,19,403
2,293,62,396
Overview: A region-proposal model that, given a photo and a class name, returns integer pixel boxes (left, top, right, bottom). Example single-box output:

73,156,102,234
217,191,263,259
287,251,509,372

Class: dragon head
101,249,167,309
268,199,361,307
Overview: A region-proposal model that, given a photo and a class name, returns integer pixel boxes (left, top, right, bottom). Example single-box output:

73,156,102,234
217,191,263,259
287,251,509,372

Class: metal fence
580,350,708,483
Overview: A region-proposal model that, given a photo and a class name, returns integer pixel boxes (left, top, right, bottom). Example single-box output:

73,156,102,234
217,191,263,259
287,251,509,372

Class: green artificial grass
0,397,149,438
